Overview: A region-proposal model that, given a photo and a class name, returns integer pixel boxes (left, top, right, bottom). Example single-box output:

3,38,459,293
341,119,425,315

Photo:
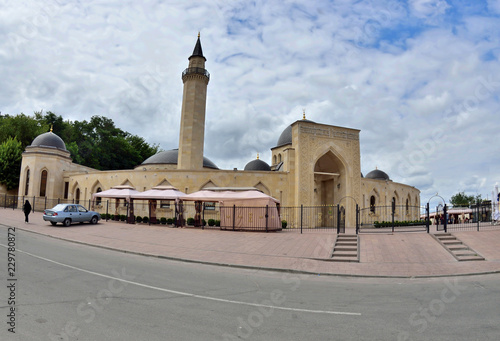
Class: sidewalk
2,209,500,278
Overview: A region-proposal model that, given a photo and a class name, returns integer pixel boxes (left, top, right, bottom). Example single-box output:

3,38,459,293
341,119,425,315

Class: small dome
141,149,218,169
275,117,315,148
244,158,271,171
365,169,390,181
30,131,66,150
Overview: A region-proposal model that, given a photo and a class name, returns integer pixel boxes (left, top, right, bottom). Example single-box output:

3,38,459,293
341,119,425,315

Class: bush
136,216,143,223
143,216,149,224
202,219,206,226
120,215,126,221
215,220,220,227
208,219,215,226
187,217,195,226
160,217,167,225
167,218,174,225
281,220,287,229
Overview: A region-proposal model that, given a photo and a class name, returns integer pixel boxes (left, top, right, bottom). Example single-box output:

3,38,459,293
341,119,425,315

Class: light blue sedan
43,204,101,227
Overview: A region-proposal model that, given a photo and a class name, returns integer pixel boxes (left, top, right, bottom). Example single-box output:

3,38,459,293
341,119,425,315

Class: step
334,247,357,252
448,246,468,251
437,236,457,241
456,256,485,261
442,241,461,245
336,242,357,247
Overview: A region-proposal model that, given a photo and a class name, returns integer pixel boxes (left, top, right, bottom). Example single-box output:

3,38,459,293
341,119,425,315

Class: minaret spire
178,34,210,170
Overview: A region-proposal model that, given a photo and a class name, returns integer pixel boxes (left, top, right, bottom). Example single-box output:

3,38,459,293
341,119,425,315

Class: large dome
365,169,390,181
275,118,315,148
30,131,66,150
244,158,271,171
141,149,218,169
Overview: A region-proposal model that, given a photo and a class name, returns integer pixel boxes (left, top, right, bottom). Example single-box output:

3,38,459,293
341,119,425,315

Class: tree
0,137,23,190
450,192,483,207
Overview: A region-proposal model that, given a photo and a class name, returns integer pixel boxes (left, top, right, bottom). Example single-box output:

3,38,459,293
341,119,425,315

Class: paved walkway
2,209,500,278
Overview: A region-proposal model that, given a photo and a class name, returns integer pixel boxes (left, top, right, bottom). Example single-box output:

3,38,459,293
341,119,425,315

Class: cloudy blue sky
1,0,499,204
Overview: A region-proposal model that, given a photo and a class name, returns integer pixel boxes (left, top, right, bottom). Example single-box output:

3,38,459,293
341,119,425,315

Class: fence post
265,205,269,233
232,205,236,231
356,204,359,234
391,201,395,233
336,204,340,234
426,203,430,233
300,205,303,234
477,204,480,231
106,200,109,221
444,204,448,233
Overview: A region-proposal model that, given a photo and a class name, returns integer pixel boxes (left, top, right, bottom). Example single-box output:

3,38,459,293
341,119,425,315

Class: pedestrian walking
23,200,32,223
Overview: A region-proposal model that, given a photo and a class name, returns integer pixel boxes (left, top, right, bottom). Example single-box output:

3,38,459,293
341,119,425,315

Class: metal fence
431,203,493,232
358,205,427,233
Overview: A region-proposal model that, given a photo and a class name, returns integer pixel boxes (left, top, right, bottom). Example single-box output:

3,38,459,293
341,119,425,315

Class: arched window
406,199,409,214
96,187,102,205
39,170,48,197
273,155,277,164
370,196,376,213
392,197,396,212
278,154,282,162
75,188,80,204
24,169,30,196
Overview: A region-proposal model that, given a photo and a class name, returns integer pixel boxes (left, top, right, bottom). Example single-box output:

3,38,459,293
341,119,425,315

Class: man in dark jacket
23,200,32,223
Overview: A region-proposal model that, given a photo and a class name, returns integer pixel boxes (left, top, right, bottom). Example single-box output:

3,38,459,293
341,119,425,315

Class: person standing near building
23,200,31,223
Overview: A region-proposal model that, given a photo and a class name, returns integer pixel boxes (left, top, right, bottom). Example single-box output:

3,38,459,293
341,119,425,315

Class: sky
1,0,499,205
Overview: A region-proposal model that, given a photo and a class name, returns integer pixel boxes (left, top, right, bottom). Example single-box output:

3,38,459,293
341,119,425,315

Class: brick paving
2,209,500,278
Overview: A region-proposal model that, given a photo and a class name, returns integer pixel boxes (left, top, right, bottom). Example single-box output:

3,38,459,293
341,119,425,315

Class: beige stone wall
361,177,421,222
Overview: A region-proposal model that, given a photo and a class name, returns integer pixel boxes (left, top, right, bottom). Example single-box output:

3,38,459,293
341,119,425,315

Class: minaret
178,33,210,170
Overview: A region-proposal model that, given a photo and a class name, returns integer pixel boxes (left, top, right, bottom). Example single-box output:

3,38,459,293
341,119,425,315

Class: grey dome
141,149,218,169
244,158,271,171
30,132,66,150
365,169,390,181
275,119,315,148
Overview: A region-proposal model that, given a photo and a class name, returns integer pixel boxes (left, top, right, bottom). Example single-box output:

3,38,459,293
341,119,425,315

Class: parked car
43,204,101,227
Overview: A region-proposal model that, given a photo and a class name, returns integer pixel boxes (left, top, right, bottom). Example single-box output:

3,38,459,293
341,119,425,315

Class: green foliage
143,216,149,223
160,217,167,225
450,192,484,207
136,216,143,223
373,220,425,228
281,220,287,229
215,220,220,227
120,215,126,221
208,219,215,226
0,137,23,190
166,218,174,225
0,111,161,189
187,217,195,226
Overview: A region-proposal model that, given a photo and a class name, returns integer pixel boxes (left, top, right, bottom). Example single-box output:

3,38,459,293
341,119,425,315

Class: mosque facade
17,36,420,228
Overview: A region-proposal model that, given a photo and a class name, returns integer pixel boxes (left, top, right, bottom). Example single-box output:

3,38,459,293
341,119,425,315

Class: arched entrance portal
314,151,346,206
313,151,346,227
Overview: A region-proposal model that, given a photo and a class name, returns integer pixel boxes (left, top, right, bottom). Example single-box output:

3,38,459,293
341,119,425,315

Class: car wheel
90,216,98,224
50,222,57,226
63,218,71,227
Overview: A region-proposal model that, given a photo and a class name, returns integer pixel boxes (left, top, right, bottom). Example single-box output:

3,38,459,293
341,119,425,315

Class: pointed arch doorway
313,151,347,227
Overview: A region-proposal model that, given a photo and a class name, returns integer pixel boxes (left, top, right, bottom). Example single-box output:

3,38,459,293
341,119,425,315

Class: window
96,187,102,205
24,169,30,196
75,188,80,204
160,200,170,208
278,154,282,162
406,199,409,214
40,170,48,197
64,182,69,199
204,202,215,211
370,196,376,213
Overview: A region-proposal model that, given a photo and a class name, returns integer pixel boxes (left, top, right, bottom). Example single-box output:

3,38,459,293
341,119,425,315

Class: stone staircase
432,233,485,261
330,234,359,262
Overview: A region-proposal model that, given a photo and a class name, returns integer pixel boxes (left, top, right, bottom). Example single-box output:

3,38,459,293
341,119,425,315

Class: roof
189,35,206,61
365,169,391,181
180,190,279,203
244,158,271,171
30,131,67,150
141,149,218,169
130,186,186,200
275,118,315,148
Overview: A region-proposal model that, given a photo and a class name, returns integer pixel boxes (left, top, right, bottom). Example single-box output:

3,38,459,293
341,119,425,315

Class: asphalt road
0,227,499,341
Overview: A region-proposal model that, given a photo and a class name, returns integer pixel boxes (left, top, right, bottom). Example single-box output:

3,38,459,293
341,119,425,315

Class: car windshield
50,204,68,211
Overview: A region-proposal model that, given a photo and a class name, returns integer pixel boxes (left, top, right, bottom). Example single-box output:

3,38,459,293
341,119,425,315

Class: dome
244,158,271,171
275,118,315,148
365,169,390,181
141,149,218,169
30,131,66,150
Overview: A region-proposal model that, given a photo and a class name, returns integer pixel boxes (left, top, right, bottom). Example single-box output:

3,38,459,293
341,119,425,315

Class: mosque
17,35,420,228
